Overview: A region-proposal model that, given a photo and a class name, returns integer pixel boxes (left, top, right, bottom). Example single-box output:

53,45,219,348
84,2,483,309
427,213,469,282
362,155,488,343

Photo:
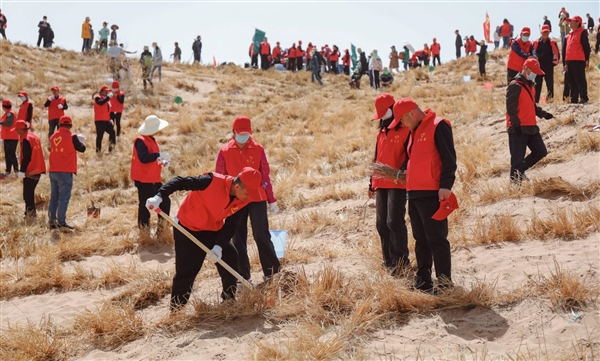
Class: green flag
351,44,357,70
253,28,265,53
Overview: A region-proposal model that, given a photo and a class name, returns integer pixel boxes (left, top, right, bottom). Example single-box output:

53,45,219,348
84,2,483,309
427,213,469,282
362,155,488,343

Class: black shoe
413,277,434,294
579,99,588,104
58,223,74,230
49,223,59,230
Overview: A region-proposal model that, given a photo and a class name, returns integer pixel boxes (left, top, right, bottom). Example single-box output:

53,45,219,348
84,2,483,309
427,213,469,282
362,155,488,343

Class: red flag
483,12,493,44
213,56,217,67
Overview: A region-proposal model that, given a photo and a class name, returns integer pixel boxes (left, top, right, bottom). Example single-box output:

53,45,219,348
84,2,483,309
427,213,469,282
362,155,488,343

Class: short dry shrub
0,317,73,361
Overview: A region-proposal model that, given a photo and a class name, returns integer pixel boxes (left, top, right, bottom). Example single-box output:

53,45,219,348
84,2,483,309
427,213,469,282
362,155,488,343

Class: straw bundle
368,162,406,184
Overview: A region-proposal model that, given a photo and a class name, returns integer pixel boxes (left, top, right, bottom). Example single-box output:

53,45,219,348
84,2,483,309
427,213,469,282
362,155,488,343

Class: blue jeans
403,62,409,70
150,65,162,81
311,67,322,85
502,36,510,48
48,172,74,225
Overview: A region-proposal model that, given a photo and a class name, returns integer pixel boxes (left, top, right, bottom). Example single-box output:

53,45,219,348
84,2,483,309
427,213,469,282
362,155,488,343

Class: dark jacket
359,52,368,75
192,39,202,54
543,19,552,32
455,34,463,48
477,44,488,62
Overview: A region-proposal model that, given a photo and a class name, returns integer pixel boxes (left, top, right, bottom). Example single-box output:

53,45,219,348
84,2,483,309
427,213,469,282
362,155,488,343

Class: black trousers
48,119,59,139
507,68,519,84
234,201,280,280
433,54,441,66
171,224,239,309
534,64,555,102
260,54,269,70
134,181,170,229
288,57,296,71
508,131,547,181
566,61,588,103
251,54,258,68
37,33,45,46
409,196,451,287
479,59,486,75
296,56,303,71
94,120,116,152
110,112,122,136
23,175,41,216
0,28,5,39
343,65,350,75
455,47,461,59
3,139,18,173
376,188,409,269
373,70,380,89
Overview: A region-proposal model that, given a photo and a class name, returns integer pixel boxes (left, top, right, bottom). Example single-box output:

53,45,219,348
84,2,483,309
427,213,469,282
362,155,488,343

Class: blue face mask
19,96,27,102
527,72,537,81
521,36,529,42
235,134,250,144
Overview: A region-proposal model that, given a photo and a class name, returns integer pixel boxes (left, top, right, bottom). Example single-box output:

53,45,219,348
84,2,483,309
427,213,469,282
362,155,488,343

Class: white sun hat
138,115,169,135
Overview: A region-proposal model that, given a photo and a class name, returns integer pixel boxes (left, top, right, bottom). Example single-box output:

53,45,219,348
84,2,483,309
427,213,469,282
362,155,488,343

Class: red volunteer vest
296,46,304,57
342,53,351,66
18,100,32,122
111,91,124,113
406,111,450,192
219,138,267,200
249,44,256,56
469,40,478,52
272,46,281,59
260,42,270,55
177,173,251,232
306,45,314,60
330,50,339,62
500,23,511,37
372,126,410,190
431,43,440,55
565,27,585,61
47,96,66,121
94,96,111,121
505,79,537,127
1,110,18,140
288,47,296,57
130,135,162,183
533,38,560,65
49,128,78,173
507,38,533,71
20,131,46,175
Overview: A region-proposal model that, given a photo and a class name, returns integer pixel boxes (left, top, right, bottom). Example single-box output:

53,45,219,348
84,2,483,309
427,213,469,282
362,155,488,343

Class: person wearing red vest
463,37,471,55
42,85,68,139
248,43,258,68
507,27,536,84
306,42,314,64
110,81,125,137
329,45,340,74
390,98,457,294
342,49,351,75
431,38,441,66
500,19,512,48
368,94,411,274
562,15,591,104
145,167,263,309
468,37,478,57
533,24,560,103
506,58,553,183
131,115,171,233
272,42,282,64
215,115,280,283
259,37,271,70
288,43,297,71
15,119,46,218
48,115,87,230
296,40,304,71
94,85,116,153
1,99,19,175
17,91,33,124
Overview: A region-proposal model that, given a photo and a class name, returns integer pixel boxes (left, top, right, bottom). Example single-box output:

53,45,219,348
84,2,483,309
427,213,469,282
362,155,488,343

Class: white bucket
462,75,471,83
270,230,287,259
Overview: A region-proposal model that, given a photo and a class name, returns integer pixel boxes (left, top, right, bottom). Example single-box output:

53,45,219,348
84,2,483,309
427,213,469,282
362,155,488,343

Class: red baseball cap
50,85,59,91
15,119,29,129
521,27,531,35
432,192,459,220
18,91,28,97
100,85,110,92
238,167,263,201
233,115,252,135
372,93,395,120
566,16,584,24
59,115,73,125
524,58,545,75
389,98,418,129
541,24,551,33
111,80,119,88
2,99,11,107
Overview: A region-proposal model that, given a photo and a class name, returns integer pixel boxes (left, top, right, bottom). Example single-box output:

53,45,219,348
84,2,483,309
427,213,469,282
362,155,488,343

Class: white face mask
527,72,537,81
19,96,27,102
382,108,393,121
112,88,118,92
521,36,530,42
235,134,250,144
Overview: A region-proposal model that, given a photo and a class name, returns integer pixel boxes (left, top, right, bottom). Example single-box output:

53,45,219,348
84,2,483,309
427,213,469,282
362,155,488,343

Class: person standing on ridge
249,42,258,68
342,49,351,75
272,41,282,64
477,40,488,77
0,9,7,39
99,22,109,50
389,46,399,72
431,38,441,66
533,24,560,102
296,40,305,71
81,17,92,52
369,50,383,89
543,15,552,32
37,16,50,46
140,46,153,89
586,14,595,34
150,42,163,82
171,42,181,62
500,19,512,48
260,37,271,70
562,15,590,104
192,36,202,64
455,30,462,58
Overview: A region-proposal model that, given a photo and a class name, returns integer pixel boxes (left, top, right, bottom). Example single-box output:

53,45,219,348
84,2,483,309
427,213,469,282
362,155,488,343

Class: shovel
149,206,254,289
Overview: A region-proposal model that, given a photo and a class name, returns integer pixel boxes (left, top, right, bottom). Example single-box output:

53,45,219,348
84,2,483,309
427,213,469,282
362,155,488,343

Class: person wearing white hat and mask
131,115,171,234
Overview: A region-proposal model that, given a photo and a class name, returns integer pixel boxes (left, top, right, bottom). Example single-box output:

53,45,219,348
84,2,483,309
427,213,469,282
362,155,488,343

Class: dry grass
0,317,73,361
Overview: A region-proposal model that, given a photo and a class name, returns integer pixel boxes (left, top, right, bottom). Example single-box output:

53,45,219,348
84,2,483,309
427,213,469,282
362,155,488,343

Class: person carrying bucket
145,167,264,309
15,119,46,219
215,115,280,284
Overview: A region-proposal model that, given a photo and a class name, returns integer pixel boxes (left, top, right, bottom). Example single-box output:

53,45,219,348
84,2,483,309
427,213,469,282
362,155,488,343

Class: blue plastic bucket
270,230,287,258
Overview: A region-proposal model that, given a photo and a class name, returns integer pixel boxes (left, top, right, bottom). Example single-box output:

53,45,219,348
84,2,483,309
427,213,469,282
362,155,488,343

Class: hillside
1,41,599,360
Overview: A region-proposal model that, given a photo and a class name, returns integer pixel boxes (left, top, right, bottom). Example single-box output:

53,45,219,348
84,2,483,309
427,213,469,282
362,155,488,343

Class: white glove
48,95,55,100
145,195,162,211
161,159,170,168
18,172,25,179
159,152,170,160
57,104,63,109
109,120,114,126
269,202,279,214
77,134,86,144
107,92,114,98
206,245,222,263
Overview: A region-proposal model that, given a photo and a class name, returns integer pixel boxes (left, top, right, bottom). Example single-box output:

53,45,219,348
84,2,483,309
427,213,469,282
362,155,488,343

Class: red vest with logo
431,43,440,55
330,50,339,62
533,38,560,65
48,96,66,121
507,38,533,71
372,126,410,190
18,100,32,122
219,138,267,200
94,96,111,121
406,111,451,192
130,136,162,183
565,27,585,61
49,128,78,173
111,91,124,113
20,131,46,175
177,173,251,232
260,42,270,55
1,110,18,140
505,79,537,127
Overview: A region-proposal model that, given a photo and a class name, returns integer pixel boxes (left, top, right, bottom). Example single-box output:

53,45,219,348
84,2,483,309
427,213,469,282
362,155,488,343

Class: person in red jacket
43,85,68,139
506,58,553,183
94,85,116,153
272,41,282,64
507,27,535,84
468,36,478,56
500,19,512,48
562,15,591,104
215,115,280,284
464,36,471,55
391,98,457,294
1,99,19,175
15,119,46,218
329,45,340,74
17,91,33,125
533,24,560,102
259,37,271,70
48,115,87,230
369,94,411,275
145,167,263,309
110,81,125,137
288,43,297,71
431,38,441,66
296,40,304,71
342,49,351,75
131,115,171,233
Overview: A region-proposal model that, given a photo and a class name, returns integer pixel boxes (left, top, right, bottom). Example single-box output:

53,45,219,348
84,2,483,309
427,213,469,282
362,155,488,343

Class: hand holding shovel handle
149,206,254,289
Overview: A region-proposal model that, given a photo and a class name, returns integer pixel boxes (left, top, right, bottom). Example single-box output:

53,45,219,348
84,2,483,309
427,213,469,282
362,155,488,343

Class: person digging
145,167,264,310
